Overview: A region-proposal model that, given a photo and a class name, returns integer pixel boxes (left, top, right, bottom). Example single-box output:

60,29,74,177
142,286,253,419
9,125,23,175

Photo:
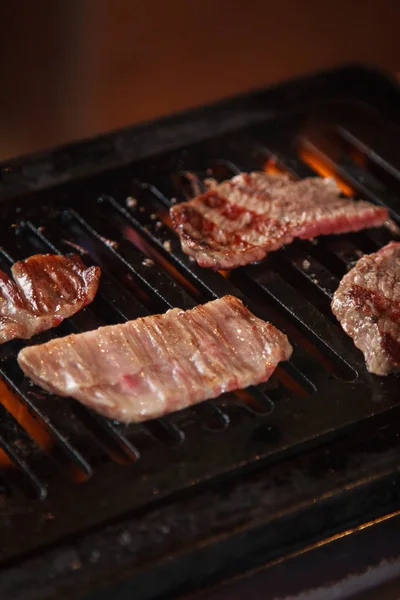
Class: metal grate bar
284,251,340,299
248,269,360,374
0,363,93,476
300,135,400,220
337,122,400,183
66,206,196,311
97,192,233,301
0,437,46,499
68,403,141,462
189,401,231,431
261,136,315,179
320,237,364,270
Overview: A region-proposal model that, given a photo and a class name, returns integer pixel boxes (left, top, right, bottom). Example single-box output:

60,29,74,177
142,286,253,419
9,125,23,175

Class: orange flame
218,270,230,279
0,379,53,468
264,158,288,176
0,448,12,468
299,147,354,197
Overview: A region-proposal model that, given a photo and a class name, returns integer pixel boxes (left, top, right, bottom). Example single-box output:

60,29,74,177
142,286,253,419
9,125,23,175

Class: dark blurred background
1,0,399,161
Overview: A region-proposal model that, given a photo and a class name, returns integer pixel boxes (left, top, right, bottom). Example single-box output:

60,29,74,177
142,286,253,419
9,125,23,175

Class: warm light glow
349,148,367,168
218,270,230,279
274,366,310,398
68,464,91,483
264,158,288,176
0,379,53,468
0,448,13,468
160,211,173,229
299,147,354,196
233,388,270,413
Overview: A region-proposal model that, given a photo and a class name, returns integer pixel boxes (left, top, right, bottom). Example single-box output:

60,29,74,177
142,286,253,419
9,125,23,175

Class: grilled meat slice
170,172,389,269
331,242,400,375
18,295,292,423
0,254,100,343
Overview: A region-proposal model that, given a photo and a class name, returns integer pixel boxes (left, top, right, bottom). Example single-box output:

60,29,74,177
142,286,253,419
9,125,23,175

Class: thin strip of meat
0,254,100,343
17,295,292,423
331,242,400,376
170,172,389,269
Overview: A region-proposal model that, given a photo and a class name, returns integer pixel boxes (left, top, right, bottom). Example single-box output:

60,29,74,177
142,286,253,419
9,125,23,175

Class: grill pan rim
0,63,399,202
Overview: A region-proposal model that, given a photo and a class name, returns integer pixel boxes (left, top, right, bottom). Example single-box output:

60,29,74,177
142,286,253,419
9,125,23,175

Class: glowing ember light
299,146,354,197
264,158,288,176
0,379,53,467
218,270,230,279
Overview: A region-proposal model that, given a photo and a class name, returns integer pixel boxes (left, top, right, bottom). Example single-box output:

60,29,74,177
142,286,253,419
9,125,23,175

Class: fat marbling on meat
170,172,389,269
331,242,400,375
18,295,292,423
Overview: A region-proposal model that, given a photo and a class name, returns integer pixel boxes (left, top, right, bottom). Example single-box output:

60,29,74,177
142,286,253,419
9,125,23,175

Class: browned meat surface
331,242,400,376
170,172,389,269
0,254,100,343
18,295,292,423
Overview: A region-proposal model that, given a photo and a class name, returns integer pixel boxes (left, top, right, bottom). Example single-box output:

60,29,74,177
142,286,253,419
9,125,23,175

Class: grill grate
0,65,400,599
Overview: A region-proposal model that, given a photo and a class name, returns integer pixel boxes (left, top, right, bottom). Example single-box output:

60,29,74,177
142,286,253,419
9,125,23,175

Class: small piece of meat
0,254,100,343
170,172,389,269
331,242,400,376
17,295,292,423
